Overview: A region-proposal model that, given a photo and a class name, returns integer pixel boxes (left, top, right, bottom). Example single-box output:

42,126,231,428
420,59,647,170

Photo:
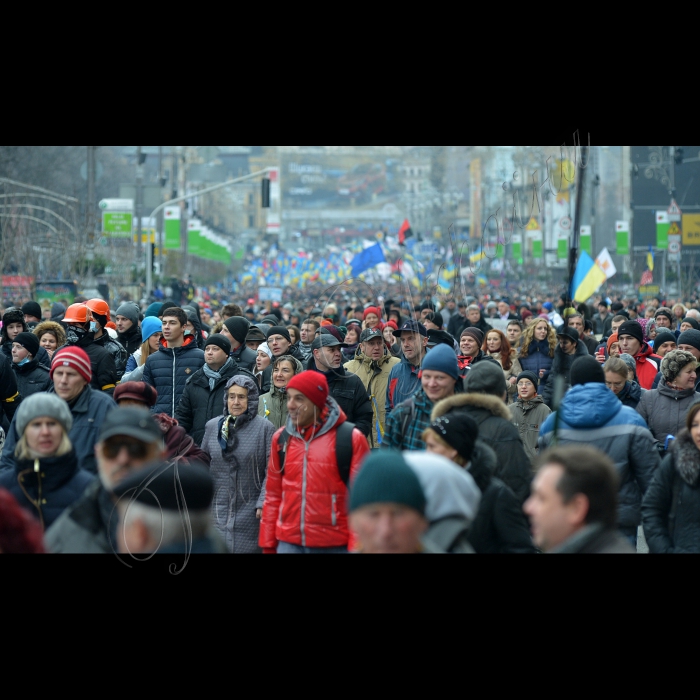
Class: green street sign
103,212,133,238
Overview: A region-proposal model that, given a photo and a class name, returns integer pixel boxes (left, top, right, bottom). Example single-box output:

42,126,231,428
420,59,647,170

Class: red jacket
259,398,370,551
634,344,661,391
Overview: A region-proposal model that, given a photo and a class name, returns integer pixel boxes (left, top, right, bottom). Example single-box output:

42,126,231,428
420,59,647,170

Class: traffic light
262,178,271,208
675,147,684,165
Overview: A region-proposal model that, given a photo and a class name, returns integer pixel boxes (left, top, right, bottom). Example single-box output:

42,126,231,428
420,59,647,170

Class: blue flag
351,243,386,278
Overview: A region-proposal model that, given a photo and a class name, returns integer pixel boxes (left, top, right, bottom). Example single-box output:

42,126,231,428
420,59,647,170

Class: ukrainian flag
572,251,607,303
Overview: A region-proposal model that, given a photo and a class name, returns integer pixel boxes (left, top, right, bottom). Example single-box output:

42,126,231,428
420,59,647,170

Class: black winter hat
224,317,250,345
570,355,606,387
617,321,644,346
13,332,40,358
2,308,26,329
682,317,700,331
516,371,540,390
678,329,700,354
267,326,291,344
655,308,674,324
428,411,479,462
21,302,42,320
653,331,677,349
205,334,232,356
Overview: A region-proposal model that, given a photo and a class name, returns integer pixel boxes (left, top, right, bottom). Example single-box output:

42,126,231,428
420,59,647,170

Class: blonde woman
517,319,557,387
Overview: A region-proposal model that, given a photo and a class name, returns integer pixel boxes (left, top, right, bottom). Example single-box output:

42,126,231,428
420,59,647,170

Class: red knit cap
364,306,382,321
50,346,92,383
386,320,399,332
287,371,329,410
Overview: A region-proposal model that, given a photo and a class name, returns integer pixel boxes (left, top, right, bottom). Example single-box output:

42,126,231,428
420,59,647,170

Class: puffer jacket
541,340,590,408
175,358,255,446
433,393,533,505
259,396,370,551
509,396,552,465
11,359,51,398
201,375,276,554
94,332,128,381
0,448,94,530
344,352,400,448
385,355,422,413
231,343,258,374
383,388,436,452
539,383,660,530
142,334,205,417
642,429,700,553
258,356,304,431
465,441,537,554
633,342,661,391
617,381,644,410
518,339,555,392
637,379,700,446
0,386,116,475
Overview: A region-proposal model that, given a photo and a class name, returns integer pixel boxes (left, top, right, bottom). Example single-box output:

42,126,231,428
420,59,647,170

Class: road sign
683,214,700,246
668,199,682,222
103,212,133,237
99,199,134,212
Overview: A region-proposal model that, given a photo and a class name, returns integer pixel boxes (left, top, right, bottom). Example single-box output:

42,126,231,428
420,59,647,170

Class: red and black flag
398,219,414,246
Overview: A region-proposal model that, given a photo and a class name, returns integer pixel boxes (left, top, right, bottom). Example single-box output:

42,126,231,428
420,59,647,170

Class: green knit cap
350,450,426,515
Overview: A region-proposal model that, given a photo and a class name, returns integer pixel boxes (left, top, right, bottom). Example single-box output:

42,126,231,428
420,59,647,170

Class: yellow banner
683,214,700,246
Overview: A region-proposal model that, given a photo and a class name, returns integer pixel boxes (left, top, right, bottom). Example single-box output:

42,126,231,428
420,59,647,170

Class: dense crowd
0,284,699,556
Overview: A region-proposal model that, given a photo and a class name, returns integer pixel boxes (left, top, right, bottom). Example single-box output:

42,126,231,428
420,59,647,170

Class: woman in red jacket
259,372,370,554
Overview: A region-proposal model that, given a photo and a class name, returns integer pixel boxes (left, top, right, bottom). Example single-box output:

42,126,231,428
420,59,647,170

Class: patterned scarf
203,358,233,391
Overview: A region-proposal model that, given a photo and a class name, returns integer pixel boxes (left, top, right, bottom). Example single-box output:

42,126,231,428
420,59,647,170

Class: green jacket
509,396,552,466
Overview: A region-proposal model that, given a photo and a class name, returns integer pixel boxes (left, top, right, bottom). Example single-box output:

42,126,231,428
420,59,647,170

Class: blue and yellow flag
572,251,606,303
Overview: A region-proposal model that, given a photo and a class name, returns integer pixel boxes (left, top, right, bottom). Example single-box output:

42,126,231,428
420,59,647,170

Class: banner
165,207,182,250
512,233,523,262
557,234,568,260
580,226,592,256
656,212,669,250
188,220,202,257
616,221,630,256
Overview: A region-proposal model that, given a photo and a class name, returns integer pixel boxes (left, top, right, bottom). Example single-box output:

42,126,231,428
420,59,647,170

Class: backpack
277,421,357,487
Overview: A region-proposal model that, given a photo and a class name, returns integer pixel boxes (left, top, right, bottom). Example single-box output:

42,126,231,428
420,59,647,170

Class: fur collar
673,430,700,487
432,392,511,422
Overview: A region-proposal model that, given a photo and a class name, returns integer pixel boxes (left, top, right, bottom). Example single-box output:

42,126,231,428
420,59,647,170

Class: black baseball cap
98,408,163,444
360,328,383,343
556,327,580,344
311,335,346,352
393,320,428,338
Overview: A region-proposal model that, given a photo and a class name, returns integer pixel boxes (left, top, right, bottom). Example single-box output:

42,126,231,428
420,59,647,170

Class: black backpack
277,421,356,486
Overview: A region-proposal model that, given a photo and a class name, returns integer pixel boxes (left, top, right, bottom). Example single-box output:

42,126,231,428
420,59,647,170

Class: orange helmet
86,298,110,318
63,303,92,325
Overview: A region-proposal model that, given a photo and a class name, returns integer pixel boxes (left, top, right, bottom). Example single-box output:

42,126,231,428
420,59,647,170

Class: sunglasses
102,438,150,460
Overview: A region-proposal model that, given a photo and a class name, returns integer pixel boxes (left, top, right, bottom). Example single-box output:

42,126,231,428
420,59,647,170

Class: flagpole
567,145,589,308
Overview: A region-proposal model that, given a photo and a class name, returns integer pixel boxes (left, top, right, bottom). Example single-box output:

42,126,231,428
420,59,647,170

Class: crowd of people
1,284,700,556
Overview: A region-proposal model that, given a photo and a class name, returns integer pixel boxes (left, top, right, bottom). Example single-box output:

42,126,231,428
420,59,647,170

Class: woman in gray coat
201,375,276,554
637,349,700,452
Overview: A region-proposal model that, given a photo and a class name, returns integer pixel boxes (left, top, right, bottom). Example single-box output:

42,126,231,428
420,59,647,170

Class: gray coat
201,375,276,554
637,379,700,444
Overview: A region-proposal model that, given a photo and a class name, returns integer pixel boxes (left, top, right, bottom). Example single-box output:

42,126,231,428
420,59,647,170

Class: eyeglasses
102,438,150,460
517,382,535,388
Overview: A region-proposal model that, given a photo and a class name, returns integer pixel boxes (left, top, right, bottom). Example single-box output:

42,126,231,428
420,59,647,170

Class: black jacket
0,386,117,475
117,326,142,356
1,342,52,370
582,335,599,356
142,334,206,417
0,353,21,427
67,331,118,394
465,441,537,554
11,360,51,398
0,448,95,530
231,343,258,374
95,333,129,381
642,430,700,553
175,358,256,446
432,393,533,505
541,340,590,408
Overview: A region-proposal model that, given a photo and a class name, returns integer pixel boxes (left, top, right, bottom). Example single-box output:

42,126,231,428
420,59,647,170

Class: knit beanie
607,334,619,354
204,334,232,356
224,317,251,345
619,354,637,377
678,329,700,355
516,371,540,391
266,326,291,344
428,411,479,462
520,309,533,323
682,318,700,331
50,346,92,383
570,355,606,387
145,302,163,318
349,450,426,515
140,317,163,343
13,332,40,358
653,330,677,350
113,382,158,408
286,371,329,410
421,344,460,381
661,349,697,384
21,302,42,320
655,308,674,325
465,361,507,397
116,302,140,326
363,306,382,321
386,320,399,332
460,327,484,347
159,301,178,316
16,393,73,437
617,321,644,346
257,343,273,360
2,308,26,329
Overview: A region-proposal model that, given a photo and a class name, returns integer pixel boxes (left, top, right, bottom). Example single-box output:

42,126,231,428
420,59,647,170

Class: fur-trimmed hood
672,429,700,487
432,392,511,423
33,320,67,348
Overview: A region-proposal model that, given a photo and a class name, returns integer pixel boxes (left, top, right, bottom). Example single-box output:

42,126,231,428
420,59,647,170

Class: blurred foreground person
114,461,222,556
642,403,700,553
0,488,45,553
524,446,635,554
349,450,438,554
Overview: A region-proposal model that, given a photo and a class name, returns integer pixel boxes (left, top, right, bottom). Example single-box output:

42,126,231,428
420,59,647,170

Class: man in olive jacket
509,371,552,466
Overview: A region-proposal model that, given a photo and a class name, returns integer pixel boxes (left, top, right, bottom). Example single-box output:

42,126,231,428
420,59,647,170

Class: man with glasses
45,408,167,554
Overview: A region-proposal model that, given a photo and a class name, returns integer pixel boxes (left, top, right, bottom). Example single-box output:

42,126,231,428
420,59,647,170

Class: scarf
203,357,233,391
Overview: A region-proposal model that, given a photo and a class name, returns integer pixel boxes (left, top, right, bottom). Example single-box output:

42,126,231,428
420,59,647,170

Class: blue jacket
539,383,660,529
0,449,94,530
518,340,554,394
142,335,205,417
385,356,422,414
0,387,116,475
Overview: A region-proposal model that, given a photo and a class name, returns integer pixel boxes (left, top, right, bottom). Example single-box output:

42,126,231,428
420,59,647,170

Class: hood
285,394,344,441
636,342,656,362
618,381,642,403
270,355,304,395
515,395,545,410
223,375,260,419
466,439,497,493
159,332,198,352
432,392,510,422
559,383,622,428
404,452,481,525
33,321,67,348
672,430,700,487
657,376,698,400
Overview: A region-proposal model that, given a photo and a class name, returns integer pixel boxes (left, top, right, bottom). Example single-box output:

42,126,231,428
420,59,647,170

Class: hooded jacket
259,396,370,551
0,448,94,531
344,351,400,448
464,441,537,554
11,358,51,398
432,393,532,505
509,395,552,465
142,333,206,417
175,358,256,446
539,383,660,530
32,321,67,354
637,378,700,445
258,356,304,430
541,340,590,408
642,429,700,553
385,354,422,414
617,381,644,410
633,342,661,391
201,375,276,554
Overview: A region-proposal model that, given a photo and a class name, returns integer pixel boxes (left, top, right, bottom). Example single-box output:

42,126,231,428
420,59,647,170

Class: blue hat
543,302,554,312
141,317,163,343
145,302,163,318
393,320,428,338
421,344,459,381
